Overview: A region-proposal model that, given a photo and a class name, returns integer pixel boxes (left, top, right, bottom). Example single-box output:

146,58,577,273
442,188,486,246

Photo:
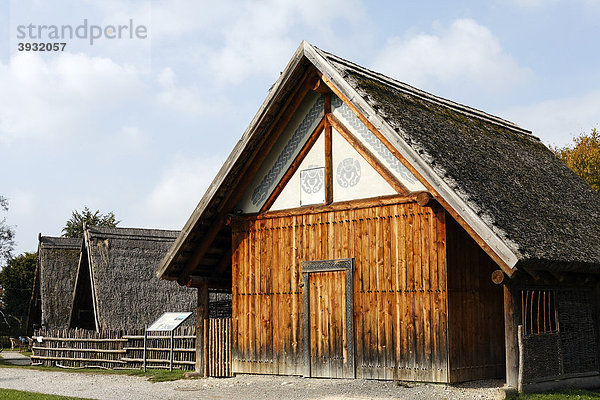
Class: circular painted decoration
336,158,361,188
301,168,324,194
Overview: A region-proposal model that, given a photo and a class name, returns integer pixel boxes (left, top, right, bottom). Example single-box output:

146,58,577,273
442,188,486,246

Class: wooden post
517,325,524,392
169,329,174,372
143,327,147,372
504,284,519,388
195,282,209,374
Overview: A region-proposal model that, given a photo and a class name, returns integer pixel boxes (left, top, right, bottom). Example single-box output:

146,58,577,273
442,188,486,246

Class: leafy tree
62,207,120,238
0,196,15,264
552,128,600,193
0,252,37,335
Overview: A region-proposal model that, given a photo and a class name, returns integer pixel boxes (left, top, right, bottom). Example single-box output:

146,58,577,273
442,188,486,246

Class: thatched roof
72,225,196,331
157,41,600,282
316,48,600,272
34,236,82,329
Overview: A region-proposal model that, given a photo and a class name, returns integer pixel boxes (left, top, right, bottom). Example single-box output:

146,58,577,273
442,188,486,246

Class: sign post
143,312,193,372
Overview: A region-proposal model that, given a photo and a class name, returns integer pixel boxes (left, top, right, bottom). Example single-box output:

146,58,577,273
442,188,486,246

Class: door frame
301,258,355,378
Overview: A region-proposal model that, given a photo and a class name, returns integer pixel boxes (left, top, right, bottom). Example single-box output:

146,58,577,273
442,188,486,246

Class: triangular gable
237,90,426,214
269,126,400,211
157,41,524,282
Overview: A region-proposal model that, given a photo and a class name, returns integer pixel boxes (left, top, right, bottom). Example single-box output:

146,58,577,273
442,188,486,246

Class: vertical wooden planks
230,200,451,382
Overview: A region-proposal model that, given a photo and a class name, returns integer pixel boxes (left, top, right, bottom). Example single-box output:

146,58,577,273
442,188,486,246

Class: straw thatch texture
36,236,82,329
76,226,196,331
316,48,600,272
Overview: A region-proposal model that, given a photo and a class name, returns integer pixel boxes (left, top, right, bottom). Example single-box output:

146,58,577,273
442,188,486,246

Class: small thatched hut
70,225,197,331
28,235,82,331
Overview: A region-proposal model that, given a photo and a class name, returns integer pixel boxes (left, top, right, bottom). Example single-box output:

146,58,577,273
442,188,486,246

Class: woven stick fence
32,326,196,370
32,319,232,375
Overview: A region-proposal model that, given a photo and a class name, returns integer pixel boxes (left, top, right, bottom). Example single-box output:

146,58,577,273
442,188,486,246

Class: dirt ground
0,366,506,400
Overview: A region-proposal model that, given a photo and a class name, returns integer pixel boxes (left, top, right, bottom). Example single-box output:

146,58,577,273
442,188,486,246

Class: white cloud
155,67,224,117
371,19,532,96
0,52,144,145
501,91,600,145
198,0,363,84
142,155,224,228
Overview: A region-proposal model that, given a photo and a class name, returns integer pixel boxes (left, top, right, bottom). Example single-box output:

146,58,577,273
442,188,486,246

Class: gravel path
2,351,32,366
0,367,506,400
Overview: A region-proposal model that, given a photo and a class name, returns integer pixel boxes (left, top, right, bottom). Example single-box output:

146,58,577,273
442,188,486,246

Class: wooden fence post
196,282,209,375
504,284,519,388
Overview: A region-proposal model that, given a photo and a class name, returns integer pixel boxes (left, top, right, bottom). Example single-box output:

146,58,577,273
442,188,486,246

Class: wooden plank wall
231,200,449,382
446,216,505,382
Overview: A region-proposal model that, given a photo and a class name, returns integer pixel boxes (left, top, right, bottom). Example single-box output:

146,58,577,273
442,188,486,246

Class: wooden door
309,270,347,378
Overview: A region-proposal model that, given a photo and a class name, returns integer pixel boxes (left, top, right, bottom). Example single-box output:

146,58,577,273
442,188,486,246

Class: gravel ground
0,367,506,400
1,351,32,366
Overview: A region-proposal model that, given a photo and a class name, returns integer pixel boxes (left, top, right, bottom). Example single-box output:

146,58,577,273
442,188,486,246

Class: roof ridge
314,46,537,139
86,225,180,240
39,236,82,248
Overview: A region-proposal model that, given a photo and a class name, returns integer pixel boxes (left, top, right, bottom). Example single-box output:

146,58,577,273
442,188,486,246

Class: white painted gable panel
332,129,396,203
270,132,325,211
331,95,426,193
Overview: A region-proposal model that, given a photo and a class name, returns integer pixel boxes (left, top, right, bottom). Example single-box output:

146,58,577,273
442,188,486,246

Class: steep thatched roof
33,236,82,329
316,48,600,272
72,225,196,331
157,41,600,282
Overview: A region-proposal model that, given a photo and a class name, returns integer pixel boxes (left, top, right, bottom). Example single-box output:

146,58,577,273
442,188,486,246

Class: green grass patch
507,389,600,399
0,388,92,400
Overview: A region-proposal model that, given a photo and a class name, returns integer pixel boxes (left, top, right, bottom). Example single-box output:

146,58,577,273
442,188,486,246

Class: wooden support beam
504,284,519,389
327,114,409,195
311,77,331,94
415,191,432,207
250,193,419,220
324,93,333,204
195,282,209,375
491,270,505,285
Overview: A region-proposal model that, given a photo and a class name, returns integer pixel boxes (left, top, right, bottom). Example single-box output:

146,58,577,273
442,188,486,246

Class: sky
1,0,600,256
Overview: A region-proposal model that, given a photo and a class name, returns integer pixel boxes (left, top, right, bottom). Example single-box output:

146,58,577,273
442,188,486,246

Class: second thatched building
70,225,197,331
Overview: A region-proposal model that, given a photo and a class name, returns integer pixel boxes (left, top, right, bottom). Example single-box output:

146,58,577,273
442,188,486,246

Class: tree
0,252,37,335
62,206,120,238
552,128,600,193
0,196,15,264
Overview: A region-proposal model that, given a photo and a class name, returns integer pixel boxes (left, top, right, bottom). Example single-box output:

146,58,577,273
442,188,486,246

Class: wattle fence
31,318,232,376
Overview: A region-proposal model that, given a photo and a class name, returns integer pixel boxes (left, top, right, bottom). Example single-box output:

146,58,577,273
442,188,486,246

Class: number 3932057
17,42,66,51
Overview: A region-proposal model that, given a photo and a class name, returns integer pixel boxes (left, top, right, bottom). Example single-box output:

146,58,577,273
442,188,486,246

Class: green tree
0,196,15,263
552,128,600,193
61,207,120,238
0,252,37,335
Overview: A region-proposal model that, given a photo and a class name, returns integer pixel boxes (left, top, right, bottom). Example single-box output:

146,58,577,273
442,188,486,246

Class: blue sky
2,0,600,256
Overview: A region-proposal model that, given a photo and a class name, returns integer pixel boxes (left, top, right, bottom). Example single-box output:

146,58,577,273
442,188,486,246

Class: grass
507,389,600,399
0,388,92,400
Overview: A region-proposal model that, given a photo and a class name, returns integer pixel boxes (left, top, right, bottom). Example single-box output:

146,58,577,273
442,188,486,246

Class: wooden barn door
302,259,355,378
